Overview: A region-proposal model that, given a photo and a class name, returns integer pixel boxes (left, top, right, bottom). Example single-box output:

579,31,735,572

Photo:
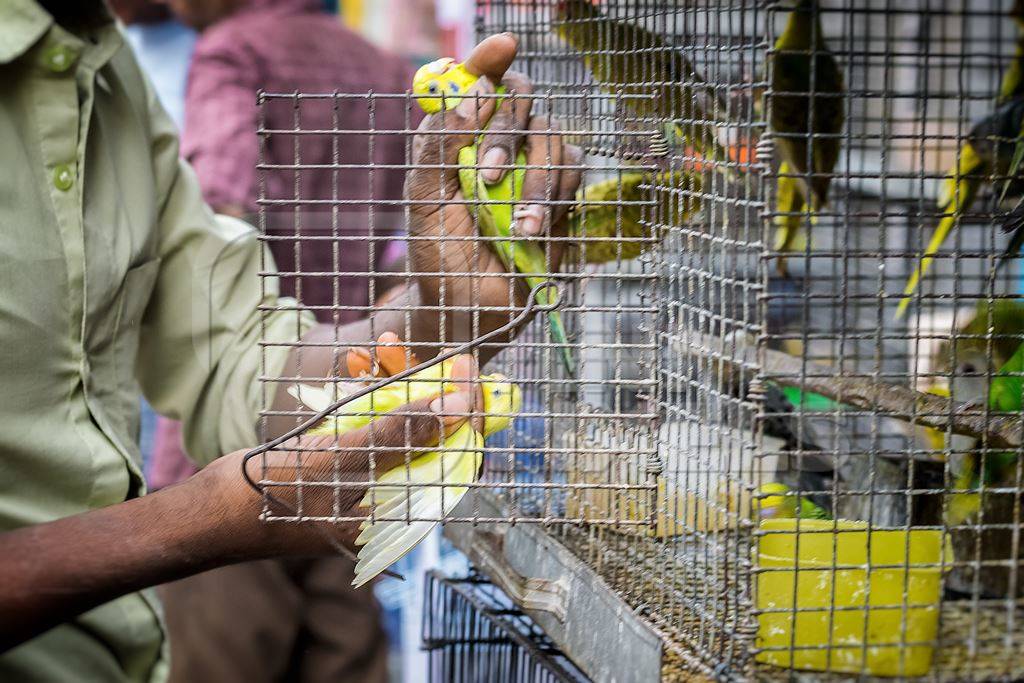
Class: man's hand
220,340,481,555
0,343,480,651
404,33,583,345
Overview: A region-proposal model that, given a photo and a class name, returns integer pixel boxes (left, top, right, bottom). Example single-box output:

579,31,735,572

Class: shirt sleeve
137,68,316,466
180,33,260,212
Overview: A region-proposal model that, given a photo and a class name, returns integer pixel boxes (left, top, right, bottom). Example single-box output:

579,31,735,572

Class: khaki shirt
0,2,314,680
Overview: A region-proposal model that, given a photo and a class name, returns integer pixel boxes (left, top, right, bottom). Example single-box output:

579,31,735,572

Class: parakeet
767,0,845,277
412,58,576,376
756,482,831,520
994,0,1024,268
570,170,701,264
898,97,1024,317
928,301,1024,526
289,362,521,587
552,0,734,169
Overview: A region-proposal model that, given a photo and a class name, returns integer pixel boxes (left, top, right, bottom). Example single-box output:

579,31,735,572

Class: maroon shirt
182,0,416,324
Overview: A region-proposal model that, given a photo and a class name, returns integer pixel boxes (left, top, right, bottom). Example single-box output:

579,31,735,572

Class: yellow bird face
755,482,797,519
412,57,479,114
479,373,522,437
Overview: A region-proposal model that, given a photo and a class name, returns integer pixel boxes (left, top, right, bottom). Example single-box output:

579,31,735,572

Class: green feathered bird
992,0,1024,271
900,3,1024,315
570,170,701,264
926,300,1024,526
756,482,831,520
552,0,733,169
412,57,576,375
768,0,845,277
288,360,520,587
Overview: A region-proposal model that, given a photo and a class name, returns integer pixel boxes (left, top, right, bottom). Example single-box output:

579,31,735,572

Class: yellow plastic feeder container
755,519,950,677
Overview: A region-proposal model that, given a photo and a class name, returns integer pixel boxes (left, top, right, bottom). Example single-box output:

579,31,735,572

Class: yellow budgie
289,360,521,586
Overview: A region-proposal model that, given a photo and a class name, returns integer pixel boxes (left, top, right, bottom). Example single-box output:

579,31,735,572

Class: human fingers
513,116,564,238
477,71,534,184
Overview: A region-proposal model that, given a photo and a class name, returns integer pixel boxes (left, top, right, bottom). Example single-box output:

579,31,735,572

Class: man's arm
0,389,471,653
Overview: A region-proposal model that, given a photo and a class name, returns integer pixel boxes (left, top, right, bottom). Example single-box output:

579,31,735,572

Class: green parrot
767,0,845,277
927,301,1024,526
458,145,575,375
994,0,1024,269
569,170,701,265
898,97,1024,317
945,340,1024,526
411,57,576,375
755,482,831,520
288,360,520,587
900,4,1024,314
552,0,734,169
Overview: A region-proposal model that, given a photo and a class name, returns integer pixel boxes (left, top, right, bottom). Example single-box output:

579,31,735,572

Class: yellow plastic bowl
755,519,951,677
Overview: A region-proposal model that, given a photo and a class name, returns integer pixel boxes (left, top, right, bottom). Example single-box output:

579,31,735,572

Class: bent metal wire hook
239,281,567,577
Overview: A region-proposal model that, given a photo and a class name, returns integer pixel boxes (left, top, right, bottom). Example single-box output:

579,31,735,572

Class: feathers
458,144,576,375
767,0,844,274
290,368,520,586
553,0,733,168
897,142,984,318
570,170,701,265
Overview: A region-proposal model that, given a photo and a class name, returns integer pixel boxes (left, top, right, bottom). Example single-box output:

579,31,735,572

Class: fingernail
514,204,546,236
430,392,471,426
481,147,508,183
450,355,479,393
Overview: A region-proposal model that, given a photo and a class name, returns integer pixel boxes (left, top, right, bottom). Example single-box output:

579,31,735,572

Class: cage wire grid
253,0,1024,680
422,571,589,682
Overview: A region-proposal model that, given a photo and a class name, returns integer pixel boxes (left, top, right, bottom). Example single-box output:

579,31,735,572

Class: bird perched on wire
412,56,576,375
552,0,735,171
289,360,520,587
990,0,1024,272
756,482,831,520
899,4,1024,316
767,0,845,277
569,170,701,264
924,300,1024,526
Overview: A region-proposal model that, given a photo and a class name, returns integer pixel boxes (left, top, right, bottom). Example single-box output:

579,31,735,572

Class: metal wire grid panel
252,0,1024,679
422,571,589,682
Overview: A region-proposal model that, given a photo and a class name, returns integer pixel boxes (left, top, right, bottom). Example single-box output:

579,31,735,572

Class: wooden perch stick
678,332,1024,450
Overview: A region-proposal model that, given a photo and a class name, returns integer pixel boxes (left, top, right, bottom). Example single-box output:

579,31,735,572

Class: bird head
755,482,798,519
479,373,522,437
412,58,478,114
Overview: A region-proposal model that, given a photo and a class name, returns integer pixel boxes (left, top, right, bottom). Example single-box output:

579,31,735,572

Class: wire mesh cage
251,0,1024,679
422,571,589,682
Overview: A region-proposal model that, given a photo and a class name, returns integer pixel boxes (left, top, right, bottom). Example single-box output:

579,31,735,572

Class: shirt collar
0,0,53,63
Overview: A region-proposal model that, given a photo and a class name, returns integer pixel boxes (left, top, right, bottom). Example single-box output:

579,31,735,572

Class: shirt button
53,164,74,191
43,44,77,72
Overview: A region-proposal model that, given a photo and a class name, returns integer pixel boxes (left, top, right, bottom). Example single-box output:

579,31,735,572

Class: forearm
0,467,259,652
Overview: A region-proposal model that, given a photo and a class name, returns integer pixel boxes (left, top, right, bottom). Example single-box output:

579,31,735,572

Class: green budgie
552,0,734,170
756,482,831,520
899,1,1024,316
993,0,1024,270
569,170,701,265
289,360,521,587
767,0,845,277
412,57,576,375
945,338,1024,527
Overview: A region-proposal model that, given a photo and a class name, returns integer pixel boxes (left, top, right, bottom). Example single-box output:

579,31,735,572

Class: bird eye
962,363,977,374
427,82,439,95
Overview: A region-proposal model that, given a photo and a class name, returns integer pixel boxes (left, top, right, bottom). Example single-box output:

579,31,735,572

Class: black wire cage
254,0,1024,679
422,571,589,683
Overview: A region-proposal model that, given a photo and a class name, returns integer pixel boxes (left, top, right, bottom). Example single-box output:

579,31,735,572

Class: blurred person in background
157,1,416,681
